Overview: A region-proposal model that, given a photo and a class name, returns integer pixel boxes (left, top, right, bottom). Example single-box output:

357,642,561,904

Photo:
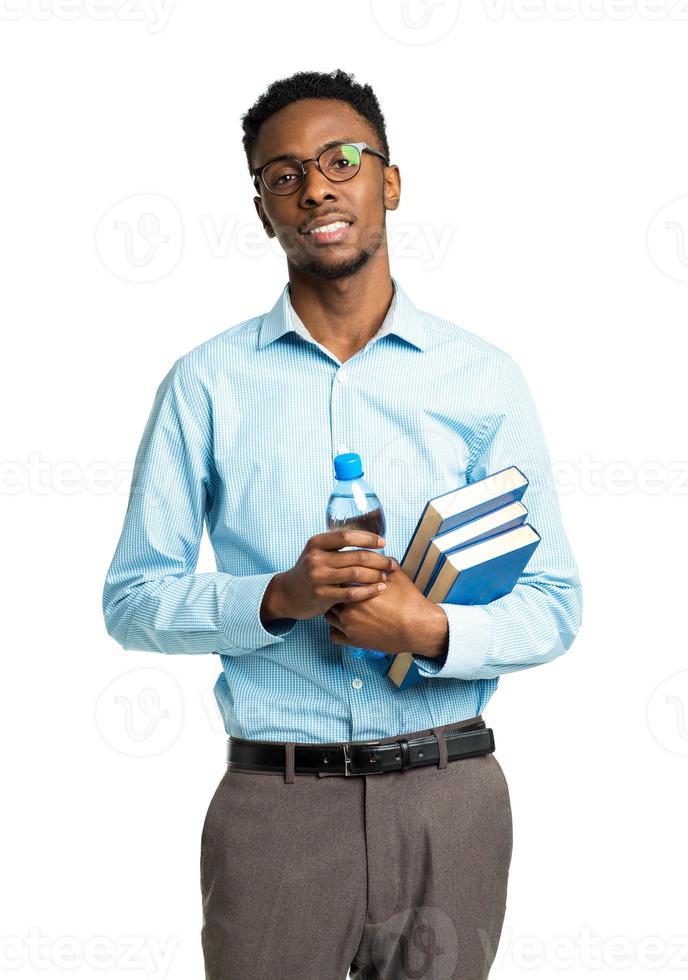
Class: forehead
251,98,376,166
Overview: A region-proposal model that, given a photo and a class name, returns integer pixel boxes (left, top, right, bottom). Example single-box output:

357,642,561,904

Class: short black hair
241,69,390,176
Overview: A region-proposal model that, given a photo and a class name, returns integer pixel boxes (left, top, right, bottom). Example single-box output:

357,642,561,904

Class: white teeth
308,221,349,234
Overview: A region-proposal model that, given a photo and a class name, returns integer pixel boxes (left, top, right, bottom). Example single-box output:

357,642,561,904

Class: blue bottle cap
333,452,363,480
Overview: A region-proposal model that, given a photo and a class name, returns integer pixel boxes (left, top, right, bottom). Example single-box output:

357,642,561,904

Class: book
425,523,540,603
386,523,540,689
400,466,528,582
414,500,527,596
383,468,538,690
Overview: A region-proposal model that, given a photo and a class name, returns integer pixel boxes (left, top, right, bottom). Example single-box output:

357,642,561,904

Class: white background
1,1,687,977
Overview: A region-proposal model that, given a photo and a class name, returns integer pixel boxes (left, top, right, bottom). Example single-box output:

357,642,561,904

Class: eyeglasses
251,141,389,196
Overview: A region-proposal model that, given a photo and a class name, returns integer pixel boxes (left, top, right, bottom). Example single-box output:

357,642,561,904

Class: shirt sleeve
412,352,583,680
102,356,297,655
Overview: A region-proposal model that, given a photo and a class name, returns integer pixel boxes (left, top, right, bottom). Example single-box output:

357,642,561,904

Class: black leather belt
226,720,494,777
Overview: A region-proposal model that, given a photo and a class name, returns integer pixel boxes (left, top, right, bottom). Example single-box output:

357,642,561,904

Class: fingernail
377,536,385,546
378,582,387,591
382,572,388,581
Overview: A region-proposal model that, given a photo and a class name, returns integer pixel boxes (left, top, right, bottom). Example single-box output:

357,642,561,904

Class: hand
324,562,445,656
269,530,396,622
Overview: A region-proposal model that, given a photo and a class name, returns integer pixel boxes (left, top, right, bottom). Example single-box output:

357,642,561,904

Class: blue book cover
427,524,540,605
416,500,528,597
400,466,528,582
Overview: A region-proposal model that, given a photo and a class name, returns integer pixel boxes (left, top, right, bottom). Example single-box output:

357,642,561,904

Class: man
102,69,582,980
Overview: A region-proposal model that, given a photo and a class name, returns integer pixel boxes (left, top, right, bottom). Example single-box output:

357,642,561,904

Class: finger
330,564,388,586
311,529,385,552
331,550,394,574
320,582,387,604
329,625,348,644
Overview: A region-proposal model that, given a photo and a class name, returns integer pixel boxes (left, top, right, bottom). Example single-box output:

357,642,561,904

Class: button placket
330,367,351,477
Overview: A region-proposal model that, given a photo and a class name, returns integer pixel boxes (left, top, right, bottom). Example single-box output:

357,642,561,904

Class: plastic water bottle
326,452,388,661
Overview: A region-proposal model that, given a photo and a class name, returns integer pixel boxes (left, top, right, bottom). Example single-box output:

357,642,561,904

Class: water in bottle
325,452,388,661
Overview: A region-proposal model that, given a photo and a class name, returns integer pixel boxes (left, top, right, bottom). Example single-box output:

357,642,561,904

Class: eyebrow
255,137,359,170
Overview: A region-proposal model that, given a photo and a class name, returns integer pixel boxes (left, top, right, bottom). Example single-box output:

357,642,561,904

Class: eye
322,145,360,174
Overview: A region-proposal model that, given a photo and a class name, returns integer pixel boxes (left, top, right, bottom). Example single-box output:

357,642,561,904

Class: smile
304,221,352,244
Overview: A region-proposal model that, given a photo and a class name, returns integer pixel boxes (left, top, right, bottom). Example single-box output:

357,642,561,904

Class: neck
287,260,395,362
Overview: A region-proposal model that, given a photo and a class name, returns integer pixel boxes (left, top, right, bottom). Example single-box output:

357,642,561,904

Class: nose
297,159,338,207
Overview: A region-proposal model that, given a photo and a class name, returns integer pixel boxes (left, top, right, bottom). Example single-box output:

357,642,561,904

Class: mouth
301,219,353,245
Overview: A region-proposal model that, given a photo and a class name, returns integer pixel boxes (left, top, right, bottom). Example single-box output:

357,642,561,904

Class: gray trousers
200,716,513,980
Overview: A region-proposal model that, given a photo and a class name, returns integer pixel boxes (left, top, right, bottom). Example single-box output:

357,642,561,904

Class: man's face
251,98,400,281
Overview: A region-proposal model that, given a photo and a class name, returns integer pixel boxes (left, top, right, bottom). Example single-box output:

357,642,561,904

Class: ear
382,163,401,212
253,195,275,238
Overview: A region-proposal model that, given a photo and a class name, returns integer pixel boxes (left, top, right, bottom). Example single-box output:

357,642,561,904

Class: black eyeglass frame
251,141,389,196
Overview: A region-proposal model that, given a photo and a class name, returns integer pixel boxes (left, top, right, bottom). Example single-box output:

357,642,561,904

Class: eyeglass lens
261,144,362,195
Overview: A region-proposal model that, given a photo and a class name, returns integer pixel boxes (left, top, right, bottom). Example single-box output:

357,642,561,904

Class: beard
298,246,373,281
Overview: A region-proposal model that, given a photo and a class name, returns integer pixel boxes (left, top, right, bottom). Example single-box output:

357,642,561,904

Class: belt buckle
341,741,385,776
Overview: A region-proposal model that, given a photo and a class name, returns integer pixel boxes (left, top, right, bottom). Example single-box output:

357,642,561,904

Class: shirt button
337,369,348,384
352,678,363,690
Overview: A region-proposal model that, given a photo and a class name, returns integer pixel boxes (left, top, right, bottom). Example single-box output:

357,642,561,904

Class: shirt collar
257,275,428,352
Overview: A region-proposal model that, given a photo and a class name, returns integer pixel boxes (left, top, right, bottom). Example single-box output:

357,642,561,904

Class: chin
300,249,372,281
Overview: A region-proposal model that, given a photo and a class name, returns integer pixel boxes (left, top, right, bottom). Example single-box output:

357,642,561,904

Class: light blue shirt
102,277,582,742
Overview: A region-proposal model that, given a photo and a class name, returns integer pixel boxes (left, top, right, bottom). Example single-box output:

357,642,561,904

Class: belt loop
284,743,295,784
398,738,410,771
432,724,449,769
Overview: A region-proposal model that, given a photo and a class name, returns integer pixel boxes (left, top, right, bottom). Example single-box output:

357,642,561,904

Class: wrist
414,602,449,659
261,571,296,624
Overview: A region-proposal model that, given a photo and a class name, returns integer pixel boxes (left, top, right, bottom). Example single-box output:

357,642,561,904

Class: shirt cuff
412,602,493,680
220,572,297,651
